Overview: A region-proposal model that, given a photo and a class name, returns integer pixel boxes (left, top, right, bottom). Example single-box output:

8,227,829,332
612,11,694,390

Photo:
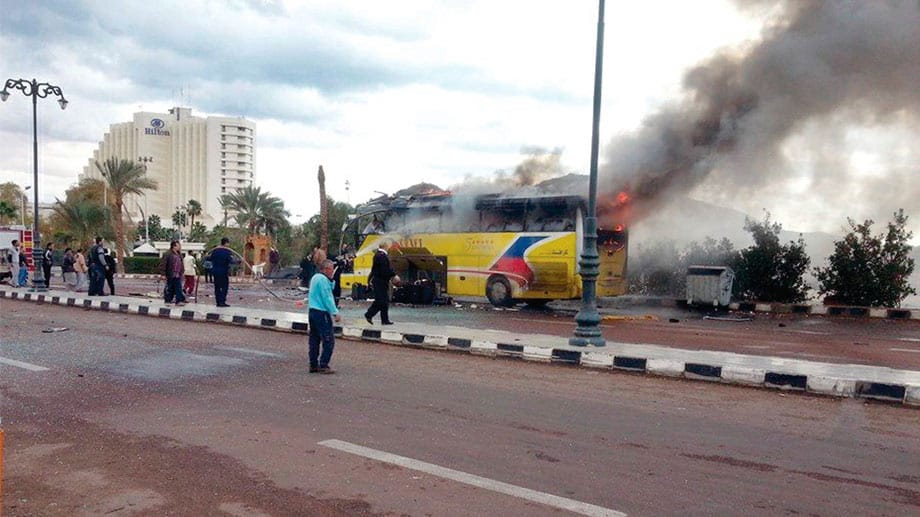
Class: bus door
597,224,628,296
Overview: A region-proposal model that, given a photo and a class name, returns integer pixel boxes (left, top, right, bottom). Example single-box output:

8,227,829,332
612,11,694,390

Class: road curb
3,288,917,407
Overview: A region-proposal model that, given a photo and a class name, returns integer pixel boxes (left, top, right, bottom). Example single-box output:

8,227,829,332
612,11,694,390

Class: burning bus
339,189,629,307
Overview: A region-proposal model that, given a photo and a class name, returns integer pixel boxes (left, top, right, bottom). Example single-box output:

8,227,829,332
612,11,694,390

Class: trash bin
686,266,734,306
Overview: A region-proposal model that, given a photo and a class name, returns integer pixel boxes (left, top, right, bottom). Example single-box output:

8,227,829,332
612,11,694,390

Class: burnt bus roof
353,193,585,216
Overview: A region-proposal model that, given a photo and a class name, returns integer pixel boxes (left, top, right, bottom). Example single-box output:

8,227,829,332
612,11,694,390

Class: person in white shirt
183,252,197,296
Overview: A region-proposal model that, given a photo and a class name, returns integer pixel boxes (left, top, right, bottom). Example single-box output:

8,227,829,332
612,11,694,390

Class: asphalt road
2,301,919,516
111,277,920,370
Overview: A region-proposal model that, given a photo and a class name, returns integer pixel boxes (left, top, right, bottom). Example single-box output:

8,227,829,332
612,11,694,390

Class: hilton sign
144,118,171,136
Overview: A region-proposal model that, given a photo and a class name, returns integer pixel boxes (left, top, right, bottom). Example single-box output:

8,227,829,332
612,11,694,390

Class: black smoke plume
601,0,920,225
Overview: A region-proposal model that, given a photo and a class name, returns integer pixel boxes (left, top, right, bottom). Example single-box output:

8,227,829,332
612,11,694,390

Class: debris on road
42,327,69,333
703,315,754,322
602,314,660,322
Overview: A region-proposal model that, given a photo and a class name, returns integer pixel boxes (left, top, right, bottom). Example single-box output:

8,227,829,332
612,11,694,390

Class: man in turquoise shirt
307,259,341,373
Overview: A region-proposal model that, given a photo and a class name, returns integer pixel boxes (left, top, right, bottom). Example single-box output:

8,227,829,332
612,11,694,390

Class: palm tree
95,158,158,273
186,199,202,229
219,185,290,236
0,200,16,224
51,198,106,249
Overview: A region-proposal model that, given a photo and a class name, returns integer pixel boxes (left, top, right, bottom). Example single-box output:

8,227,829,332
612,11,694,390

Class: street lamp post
21,185,31,226
571,0,606,347
2,78,68,290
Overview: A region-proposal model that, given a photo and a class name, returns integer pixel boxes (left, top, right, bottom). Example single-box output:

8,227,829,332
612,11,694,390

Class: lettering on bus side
464,237,495,251
397,238,423,248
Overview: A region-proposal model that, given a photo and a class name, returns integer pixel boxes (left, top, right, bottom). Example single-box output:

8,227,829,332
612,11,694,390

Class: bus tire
486,275,514,307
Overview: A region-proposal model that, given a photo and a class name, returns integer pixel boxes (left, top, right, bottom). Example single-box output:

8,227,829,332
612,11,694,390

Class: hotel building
80,107,255,228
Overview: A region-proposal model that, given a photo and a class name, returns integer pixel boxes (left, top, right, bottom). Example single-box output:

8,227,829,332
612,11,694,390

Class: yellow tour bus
339,192,628,307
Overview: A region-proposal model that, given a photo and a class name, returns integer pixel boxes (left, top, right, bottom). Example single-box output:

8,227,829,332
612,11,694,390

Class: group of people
6,238,117,294
160,237,234,307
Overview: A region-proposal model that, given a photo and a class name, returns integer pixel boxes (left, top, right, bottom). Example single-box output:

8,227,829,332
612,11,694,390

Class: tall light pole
1,78,68,290
138,156,153,243
571,0,606,347
21,185,31,226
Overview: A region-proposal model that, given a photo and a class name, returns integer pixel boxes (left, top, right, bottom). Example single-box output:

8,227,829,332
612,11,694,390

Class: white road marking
319,439,626,517
789,330,830,335
897,337,920,342
213,346,283,358
0,356,50,371
742,345,771,349
889,348,920,354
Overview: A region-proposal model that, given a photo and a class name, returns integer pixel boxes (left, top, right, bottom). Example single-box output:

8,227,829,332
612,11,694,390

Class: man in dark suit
364,241,398,325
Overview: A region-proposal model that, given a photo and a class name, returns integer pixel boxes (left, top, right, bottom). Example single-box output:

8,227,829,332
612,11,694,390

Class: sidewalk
3,287,918,407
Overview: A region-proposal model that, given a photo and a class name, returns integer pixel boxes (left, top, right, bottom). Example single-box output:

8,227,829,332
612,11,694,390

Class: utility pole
318,165,328,251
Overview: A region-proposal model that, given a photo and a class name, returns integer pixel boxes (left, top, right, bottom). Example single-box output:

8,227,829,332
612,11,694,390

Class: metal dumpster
686,265,734,306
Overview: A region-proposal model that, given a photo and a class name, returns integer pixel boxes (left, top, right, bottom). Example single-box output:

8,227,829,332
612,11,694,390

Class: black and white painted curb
3,288,917,407
587,296,920,321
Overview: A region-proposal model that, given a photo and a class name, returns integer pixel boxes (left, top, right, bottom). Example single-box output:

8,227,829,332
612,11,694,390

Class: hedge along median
123,256,163,274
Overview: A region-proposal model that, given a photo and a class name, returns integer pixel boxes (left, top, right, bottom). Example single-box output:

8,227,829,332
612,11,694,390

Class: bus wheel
486,276,514,307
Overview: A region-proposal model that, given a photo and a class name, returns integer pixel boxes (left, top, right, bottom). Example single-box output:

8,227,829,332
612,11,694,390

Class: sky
1,0,917,239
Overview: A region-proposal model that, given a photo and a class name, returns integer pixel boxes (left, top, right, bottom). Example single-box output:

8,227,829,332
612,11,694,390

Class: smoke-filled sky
1,0,917,239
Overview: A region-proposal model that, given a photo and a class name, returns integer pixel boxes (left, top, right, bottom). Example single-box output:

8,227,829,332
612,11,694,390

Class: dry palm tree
95,158,158,272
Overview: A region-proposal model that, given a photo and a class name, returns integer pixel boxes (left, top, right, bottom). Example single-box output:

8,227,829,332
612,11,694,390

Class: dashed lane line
897,337,920,342
889,348,920,354
0,356,50,371
319,439,626,517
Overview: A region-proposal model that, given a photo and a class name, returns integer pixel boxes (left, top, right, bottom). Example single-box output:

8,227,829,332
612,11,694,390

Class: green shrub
124,256,162,274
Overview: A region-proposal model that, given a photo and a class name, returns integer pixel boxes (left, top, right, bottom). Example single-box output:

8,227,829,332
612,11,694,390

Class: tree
219,185,290,236
318,165,328,250
51,199,107,250
96,158,158,273
733,213,810,303
136,214,173,242
171,210,188,230
0,182,30,225
301,198,354,253
0,200,16,224
188,221,207,241
186,199,202,228
815,210,916,307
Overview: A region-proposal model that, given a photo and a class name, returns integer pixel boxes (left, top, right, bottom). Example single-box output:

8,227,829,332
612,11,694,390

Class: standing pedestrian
74,248,88,291
161,240,186,305
208,237,233,307
42,242,54,288
87,237,107,296
268,246,280,275
62,247,76,291
203,256,213,284
9,239,22,287
299,253,312,288
307,259,341,374
183,251,197,296
364,241,399,325
104,248,116,295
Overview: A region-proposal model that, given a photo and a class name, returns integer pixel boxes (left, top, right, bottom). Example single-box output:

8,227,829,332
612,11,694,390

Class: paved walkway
3,287,918,406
